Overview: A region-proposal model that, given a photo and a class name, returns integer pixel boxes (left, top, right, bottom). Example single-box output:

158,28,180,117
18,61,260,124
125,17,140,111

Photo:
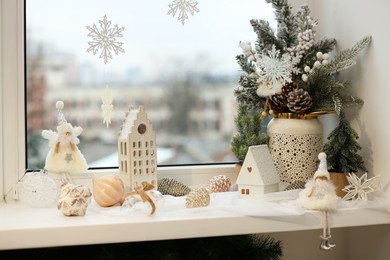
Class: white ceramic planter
267,117,323,185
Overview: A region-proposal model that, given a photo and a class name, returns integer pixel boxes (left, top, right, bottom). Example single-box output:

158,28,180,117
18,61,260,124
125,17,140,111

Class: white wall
312,0,390,190
312,1,390,259
271,1,390,259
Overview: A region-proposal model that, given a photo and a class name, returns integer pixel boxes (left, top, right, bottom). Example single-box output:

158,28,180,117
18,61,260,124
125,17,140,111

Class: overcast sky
26,0,277,78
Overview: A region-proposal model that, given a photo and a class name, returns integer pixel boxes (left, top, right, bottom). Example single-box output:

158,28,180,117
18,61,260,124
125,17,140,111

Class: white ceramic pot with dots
267,114,323,186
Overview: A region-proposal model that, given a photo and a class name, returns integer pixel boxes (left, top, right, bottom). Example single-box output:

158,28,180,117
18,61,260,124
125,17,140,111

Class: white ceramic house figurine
236,145,280,196
118,106,157,192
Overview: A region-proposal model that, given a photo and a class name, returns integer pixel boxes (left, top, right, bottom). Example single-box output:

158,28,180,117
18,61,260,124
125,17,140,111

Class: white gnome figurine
297,152,339,250
42,101,88,176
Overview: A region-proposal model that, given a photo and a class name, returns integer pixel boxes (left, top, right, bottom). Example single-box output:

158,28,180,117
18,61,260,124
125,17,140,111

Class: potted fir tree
323,112,367,197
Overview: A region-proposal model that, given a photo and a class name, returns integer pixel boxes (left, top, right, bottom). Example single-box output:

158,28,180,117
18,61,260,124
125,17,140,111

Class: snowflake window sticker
86,15,125,64
167,0,199,25
86,15,125,127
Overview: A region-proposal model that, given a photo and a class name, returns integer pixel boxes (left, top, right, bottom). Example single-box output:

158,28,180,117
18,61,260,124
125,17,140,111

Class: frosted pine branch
325,36,372,75
250,19,282,53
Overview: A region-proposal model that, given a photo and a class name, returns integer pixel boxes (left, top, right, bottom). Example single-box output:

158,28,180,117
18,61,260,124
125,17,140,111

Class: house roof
236,145,280,185
118,105,151,139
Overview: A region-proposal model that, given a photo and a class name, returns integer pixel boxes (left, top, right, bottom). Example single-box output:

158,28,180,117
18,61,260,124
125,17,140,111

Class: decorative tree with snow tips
323,112,367,173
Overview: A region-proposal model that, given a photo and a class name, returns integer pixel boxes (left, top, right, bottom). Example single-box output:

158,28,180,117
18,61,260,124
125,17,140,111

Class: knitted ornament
185,187,210,208
206,175,231,193
287,88,313,113
157,177,191,197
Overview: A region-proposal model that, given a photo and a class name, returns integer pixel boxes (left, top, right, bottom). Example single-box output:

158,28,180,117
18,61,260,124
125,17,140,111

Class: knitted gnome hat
55,100,79,144
313,152,330,180
56,100,67,126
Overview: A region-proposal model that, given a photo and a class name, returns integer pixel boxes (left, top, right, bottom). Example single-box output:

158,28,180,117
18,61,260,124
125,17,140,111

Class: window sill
1,187,390,250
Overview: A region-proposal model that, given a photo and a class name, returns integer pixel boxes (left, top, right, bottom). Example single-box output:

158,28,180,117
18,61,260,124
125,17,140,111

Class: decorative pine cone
269,83,297,113
206,175,231,193
285,180,306,190
286,88,313,113
185,187,210,208
157,177,191,197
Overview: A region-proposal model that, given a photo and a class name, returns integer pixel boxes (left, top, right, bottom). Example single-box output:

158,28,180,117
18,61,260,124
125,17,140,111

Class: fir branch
236,54,256,74
324,36,371,75
295,5,315,32
231,104,267,161
332,92,342,115
310,38,337,53
265,0,297,48
250,19,282,53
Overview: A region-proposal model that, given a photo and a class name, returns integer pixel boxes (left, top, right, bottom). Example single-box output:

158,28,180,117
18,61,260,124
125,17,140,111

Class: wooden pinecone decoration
185,187,210,208
286,88,313,113
157,177,191,197
269,83,297,113
206,175,231,193
285,180,306,190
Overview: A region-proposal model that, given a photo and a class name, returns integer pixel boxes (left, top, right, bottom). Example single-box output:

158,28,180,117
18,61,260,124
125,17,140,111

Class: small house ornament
236,145,280,196
118,106,157,192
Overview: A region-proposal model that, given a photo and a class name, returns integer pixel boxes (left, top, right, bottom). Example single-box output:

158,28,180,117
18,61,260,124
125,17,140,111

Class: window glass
25,0,276,169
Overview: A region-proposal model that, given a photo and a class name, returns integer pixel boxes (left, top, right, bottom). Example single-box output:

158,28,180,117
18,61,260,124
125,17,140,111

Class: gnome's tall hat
313,152,330,180
56,100,67,125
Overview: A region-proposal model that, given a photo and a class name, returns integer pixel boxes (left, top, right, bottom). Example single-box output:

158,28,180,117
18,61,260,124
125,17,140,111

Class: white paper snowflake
342,172,380,201
167,0,199,25
255,45,293,96
101,85,114,128
87,15,125,64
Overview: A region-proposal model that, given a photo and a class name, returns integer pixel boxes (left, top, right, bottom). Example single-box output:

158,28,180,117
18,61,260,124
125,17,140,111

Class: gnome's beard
55,133,77,153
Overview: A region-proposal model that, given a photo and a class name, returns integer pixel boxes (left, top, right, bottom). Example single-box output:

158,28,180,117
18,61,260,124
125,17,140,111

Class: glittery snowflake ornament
255,45,293,97
167,0,199,25
342,172,380,201
86,15,125,64
101,85,114,128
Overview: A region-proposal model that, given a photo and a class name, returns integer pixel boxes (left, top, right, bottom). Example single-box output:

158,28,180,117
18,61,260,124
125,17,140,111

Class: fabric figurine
42,101,88,176
297,152,339,250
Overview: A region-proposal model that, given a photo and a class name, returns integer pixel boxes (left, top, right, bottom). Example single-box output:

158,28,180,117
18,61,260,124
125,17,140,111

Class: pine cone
185,187,210,208
287,88,313,113
157,177,191,197
269,83,297,113
206,175,231,193
285,180,306,190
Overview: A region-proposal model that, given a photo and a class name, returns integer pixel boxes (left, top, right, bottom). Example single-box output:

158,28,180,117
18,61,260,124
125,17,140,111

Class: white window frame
0,0,238,201
1,0,26,201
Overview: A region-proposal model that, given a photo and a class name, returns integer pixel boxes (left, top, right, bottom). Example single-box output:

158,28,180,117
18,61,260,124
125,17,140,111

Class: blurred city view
25,0,275,169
